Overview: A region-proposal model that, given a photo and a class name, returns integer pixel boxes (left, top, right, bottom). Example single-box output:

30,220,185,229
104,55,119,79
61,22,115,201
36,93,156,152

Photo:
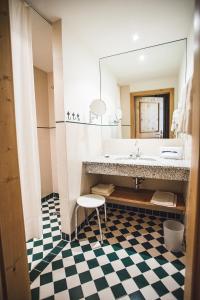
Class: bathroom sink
113,155,136,160
138,156,157,161
109,155,158,162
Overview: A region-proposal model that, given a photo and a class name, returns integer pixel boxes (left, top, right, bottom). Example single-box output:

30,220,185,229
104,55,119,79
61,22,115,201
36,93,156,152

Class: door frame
130,88,174,138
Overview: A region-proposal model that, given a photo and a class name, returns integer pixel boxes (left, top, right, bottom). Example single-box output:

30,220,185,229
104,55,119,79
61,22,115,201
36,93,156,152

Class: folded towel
151,198,177,207
178,77,193,135
91,184,115,197
92,183,115,189
92,188,115,197
151,191,177,207
160,147,183,160
184,77,193,134
171,109,180,134
91,184,115,192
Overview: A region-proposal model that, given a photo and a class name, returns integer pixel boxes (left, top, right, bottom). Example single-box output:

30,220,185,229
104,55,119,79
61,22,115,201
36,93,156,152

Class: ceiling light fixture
139,54,145,61
132,33,139,41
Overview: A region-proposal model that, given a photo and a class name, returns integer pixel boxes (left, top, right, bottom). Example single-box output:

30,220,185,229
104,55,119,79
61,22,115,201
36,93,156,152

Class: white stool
75,194,107,243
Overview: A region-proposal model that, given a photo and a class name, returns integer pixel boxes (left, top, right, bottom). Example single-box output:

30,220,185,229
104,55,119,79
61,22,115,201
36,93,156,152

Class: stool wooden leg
75,205,80,240
96,207,103,244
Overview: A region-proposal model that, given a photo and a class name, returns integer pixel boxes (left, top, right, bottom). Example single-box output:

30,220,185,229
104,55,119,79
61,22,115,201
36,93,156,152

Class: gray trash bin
163,220,184,252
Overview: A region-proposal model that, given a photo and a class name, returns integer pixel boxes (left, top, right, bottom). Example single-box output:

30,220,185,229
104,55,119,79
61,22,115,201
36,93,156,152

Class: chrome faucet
134,140,141,158
136,147,141,158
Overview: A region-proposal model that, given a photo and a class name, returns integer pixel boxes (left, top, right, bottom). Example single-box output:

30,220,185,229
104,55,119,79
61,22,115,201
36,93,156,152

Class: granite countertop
83,156,190,181
83,156,190,169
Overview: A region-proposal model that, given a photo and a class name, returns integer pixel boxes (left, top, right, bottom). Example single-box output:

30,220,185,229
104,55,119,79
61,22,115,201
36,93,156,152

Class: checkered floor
30,200,185,300
27,197,62,271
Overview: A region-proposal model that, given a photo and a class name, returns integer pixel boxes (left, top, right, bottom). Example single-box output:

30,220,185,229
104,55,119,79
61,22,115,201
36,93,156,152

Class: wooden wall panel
184,0,200,299
34,67,53,197
0,0,31,299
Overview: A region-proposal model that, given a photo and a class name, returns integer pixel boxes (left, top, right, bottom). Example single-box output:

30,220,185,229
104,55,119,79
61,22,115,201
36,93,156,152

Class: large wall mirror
100,39,187,139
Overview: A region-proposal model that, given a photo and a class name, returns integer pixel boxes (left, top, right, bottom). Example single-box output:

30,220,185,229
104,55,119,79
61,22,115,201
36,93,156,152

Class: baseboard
62,209,96,242
106,202,182,220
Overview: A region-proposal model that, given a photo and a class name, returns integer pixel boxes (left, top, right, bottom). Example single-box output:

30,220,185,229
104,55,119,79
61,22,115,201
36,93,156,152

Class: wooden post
0,0,31,299
184,0,200,299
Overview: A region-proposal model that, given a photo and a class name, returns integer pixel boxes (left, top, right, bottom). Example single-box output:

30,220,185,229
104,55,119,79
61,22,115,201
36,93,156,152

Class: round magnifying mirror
90,99,106,116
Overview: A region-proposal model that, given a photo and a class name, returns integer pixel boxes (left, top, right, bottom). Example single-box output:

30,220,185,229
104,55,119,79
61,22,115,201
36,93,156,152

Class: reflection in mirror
100,39,187,138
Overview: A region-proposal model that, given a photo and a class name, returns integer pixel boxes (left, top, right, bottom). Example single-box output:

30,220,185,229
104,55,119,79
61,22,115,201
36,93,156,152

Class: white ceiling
101,40,186,85
30,0,194,72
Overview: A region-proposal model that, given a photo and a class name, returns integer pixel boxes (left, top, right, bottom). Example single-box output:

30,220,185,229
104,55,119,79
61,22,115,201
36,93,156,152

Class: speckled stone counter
83,157,190,181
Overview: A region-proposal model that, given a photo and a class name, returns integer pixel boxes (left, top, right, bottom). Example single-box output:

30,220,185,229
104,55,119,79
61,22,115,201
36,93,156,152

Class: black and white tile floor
27,198,62,271
28,198,185,300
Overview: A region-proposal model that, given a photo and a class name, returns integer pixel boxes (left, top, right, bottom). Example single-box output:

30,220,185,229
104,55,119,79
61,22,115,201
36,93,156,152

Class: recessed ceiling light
132,33,139,41
139,54,145,61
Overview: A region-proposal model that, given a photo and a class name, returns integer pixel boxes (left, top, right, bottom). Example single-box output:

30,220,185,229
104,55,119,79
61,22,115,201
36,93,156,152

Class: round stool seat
77,194,105,208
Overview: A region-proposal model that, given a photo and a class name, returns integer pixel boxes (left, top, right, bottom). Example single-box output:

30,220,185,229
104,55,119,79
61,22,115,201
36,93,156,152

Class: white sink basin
138,156,157,161
113,155,136,160
111,155,157,162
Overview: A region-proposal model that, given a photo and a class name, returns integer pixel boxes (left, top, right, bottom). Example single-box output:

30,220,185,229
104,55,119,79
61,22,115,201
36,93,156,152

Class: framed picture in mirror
130,88,174,138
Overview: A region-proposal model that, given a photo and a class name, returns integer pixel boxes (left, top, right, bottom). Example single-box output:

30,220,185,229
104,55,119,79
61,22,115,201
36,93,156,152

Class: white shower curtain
9,0,42,240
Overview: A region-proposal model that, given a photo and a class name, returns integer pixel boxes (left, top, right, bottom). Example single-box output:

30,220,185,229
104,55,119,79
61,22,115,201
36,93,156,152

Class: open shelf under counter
106,186,185,214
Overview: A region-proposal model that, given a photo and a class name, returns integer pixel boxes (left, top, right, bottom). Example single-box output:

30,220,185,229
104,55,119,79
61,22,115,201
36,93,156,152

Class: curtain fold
9,0,42,240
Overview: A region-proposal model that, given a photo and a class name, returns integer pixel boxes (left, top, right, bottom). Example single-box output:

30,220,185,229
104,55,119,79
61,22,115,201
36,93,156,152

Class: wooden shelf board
106,186,185,214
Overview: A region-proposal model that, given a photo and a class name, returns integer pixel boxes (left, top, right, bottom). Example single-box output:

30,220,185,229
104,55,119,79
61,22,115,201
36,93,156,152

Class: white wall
65,123,102,232
178,26,194,109
177,25,194,160
120,86,131,138
186,26,195,81
61,25,104,234
102,138,184,156
101,64,121,124
120,86,130,125
53,21,120,235
52,20,70,235
62,28,99,123
61,27,120,125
